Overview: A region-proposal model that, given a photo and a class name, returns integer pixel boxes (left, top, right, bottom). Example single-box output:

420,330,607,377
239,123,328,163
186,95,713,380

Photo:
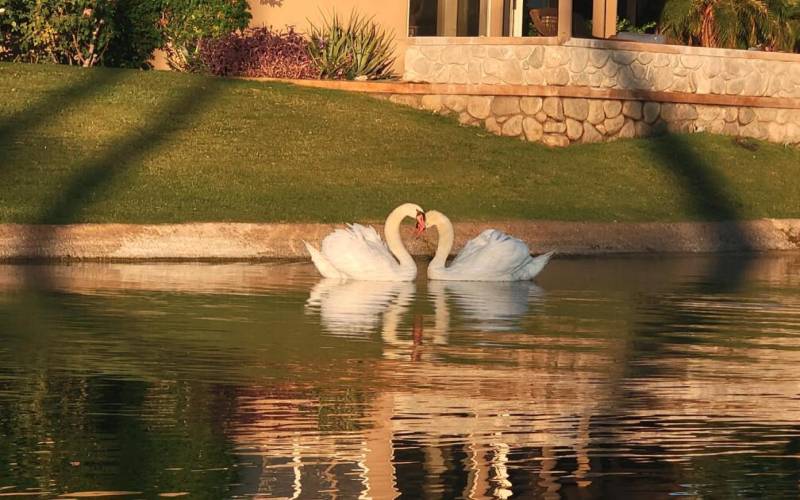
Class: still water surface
1,255,800,499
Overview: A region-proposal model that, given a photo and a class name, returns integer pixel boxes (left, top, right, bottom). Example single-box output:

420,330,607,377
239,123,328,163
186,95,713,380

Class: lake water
1,255,800,499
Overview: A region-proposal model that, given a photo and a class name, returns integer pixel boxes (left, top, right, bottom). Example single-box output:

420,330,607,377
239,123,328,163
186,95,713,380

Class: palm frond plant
789,0,800,51
307,10,396,80
660,0,795,51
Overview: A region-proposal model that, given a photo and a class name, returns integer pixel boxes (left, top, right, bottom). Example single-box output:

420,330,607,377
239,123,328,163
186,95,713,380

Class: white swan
424,210,554,281
304,203,425,281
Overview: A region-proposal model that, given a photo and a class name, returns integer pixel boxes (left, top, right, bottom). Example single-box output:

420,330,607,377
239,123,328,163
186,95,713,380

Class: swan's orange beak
414,211,426,236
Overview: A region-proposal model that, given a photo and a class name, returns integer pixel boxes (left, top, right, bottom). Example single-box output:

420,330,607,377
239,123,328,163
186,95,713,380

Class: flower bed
199,27,319,79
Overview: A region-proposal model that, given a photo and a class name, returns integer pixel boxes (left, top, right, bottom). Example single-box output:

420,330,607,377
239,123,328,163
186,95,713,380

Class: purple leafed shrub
199,27,320,79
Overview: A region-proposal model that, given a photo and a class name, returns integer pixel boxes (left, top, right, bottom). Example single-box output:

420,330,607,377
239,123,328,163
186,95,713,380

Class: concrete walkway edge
1,220,799,261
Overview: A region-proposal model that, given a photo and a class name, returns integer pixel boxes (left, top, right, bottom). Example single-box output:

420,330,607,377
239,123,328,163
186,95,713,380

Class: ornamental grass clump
198,27,319,79
307,11,395,80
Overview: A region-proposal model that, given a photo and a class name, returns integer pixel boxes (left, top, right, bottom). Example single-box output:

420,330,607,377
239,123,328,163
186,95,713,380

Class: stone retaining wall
404,39,800,98
396,38,800,146
2,220,800,260
383,93,800,146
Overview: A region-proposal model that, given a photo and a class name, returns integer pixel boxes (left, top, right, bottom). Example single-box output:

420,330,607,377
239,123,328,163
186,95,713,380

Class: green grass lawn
1,62,798,224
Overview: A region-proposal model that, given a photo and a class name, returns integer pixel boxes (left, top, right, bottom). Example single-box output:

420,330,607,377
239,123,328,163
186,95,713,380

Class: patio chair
529,8,558,36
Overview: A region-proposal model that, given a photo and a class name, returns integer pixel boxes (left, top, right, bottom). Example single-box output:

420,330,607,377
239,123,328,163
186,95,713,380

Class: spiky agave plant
307,10,396,80
344,12,395,79
307,11,350,79
660,0,795,51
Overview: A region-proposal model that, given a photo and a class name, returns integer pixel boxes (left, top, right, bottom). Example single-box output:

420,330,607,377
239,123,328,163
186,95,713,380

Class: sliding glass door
457,0,481,36
408,0,483,36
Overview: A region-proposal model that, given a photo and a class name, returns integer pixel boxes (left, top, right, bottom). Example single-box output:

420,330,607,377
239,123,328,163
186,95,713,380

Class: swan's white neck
384,206,416,273
429,215,455,273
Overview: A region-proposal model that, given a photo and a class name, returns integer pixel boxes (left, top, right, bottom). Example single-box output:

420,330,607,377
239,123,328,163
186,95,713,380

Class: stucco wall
249,0,411,73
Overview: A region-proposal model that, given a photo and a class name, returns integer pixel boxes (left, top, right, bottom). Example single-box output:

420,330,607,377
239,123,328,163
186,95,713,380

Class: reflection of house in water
238,278,604,498
235,278,613,497
5,258,800,497
232,256,800,498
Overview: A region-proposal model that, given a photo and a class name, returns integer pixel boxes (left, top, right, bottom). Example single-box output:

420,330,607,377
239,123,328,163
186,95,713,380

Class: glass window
408,0,481,37
457,0,480,36
409,0,438,36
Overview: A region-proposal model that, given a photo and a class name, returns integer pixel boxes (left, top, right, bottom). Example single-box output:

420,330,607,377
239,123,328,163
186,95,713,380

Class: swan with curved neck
305,203,426,281
424,209,553,281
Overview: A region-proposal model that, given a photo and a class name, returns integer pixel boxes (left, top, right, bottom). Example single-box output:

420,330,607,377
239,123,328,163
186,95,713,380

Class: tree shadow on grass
19,73,223,295
646,133,756,292
0,68,124,158
592,134,761,479
0,72,236,496
616,134,758,385
26,76,223,247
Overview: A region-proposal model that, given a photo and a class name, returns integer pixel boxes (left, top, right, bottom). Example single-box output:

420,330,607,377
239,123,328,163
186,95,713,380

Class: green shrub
104,0,163,69
0,1,17,60
0,0,117,66
307,11,395,80
159,0,251,72
616,17,657,34
0,0,252,69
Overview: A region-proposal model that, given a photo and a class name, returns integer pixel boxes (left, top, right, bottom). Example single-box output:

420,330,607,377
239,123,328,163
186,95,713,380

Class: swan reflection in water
305,278,544,353
305,280,415,340
429,280,544,333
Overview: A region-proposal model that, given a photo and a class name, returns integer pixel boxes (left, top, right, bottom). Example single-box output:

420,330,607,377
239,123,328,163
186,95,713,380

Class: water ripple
1,255,800,498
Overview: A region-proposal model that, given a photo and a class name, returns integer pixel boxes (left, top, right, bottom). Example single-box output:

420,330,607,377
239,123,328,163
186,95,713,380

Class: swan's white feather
439,230,552,281
304,241,346,279
314,223,410,281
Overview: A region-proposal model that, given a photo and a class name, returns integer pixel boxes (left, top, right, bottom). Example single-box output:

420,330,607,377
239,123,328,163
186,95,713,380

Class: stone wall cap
406,36,800,63
567,37,800,63
408,36,561,46
242,77,800,110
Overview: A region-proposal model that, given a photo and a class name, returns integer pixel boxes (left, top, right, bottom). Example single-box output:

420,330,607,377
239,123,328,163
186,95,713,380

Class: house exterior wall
248,0,412,73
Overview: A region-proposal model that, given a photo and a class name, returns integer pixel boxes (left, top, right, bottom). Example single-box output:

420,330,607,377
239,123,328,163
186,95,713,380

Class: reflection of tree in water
0,374,239,498
594,254,800,499
0,282,379,497
316,387,370,432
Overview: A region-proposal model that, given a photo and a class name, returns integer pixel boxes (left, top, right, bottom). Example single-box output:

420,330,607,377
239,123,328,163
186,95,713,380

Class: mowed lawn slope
1,63,798,224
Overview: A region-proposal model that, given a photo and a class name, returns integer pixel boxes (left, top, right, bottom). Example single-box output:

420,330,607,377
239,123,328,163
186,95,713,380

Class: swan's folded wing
321,225,401,278
348,223,383,244
449,230,533,280
450,229,495,267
